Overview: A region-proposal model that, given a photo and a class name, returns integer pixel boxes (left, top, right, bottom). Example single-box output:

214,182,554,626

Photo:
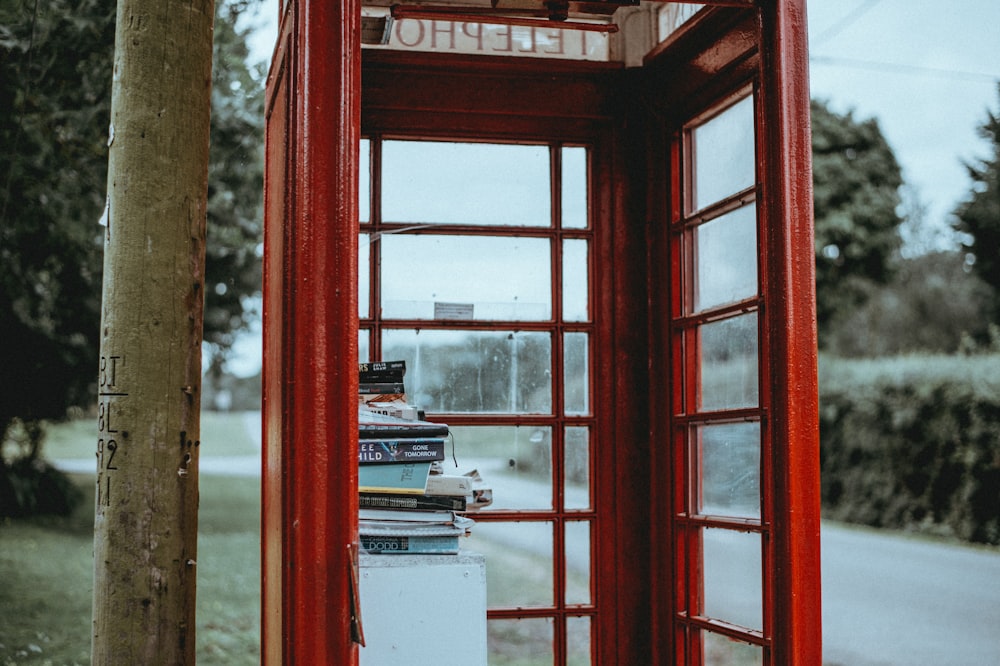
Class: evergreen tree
811,99,904,345
953,85,1000,321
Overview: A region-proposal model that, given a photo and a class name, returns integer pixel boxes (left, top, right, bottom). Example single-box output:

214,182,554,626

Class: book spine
358,381,407,395
359,493,466,512
359,360,406,376
358,425,449,439
359,534,459,555
358,461,430,495
359,439,446,464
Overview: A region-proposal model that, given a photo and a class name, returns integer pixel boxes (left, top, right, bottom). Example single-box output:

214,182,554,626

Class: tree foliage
0,0,264,508
0,0,113,433
811,99,904,344
953,85,1000,321
204,0,265,364
822,250,993,357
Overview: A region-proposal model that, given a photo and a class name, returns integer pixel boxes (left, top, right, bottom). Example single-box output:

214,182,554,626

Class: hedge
819,354,1000,545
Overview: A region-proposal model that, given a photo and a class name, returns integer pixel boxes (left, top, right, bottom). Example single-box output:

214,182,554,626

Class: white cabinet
358,552,487,665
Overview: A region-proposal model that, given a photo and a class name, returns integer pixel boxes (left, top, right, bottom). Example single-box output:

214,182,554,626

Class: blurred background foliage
1,0,264,516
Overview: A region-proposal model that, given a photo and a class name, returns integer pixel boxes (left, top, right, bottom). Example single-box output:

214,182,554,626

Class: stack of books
357,362,491,555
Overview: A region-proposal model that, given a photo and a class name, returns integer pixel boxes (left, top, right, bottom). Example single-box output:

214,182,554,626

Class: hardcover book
358,462,432,495
358,492,467,512
359,438,447,464
425,473,474,497
359,534,460,555
358,508,456,523
358,406,449,439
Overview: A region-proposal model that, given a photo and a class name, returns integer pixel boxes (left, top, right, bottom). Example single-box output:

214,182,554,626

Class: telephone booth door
263,2,820,664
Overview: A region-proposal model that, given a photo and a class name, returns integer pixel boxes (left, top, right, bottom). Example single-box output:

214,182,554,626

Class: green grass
0,472,260,665
42,411,260,461
38,419,95,462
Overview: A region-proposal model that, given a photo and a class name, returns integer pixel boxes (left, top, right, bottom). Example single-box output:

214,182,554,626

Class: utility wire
812,0,883,46
809,55,1000,84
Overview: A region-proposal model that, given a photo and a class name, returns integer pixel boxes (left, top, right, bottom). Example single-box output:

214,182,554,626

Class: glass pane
704,632,763,666
562,239,589,322
360,138,370,223
658,4,704,42
702,528,762,631
382,330,552,414
566,616,592,666
699,313,758,411
448,425,553,511
704,632,764,666
488,617,554,666
562,146,587,229
468,522,553,607
563,332,589,415
695,204,757,312
691,95,755,211
697,422,760,519
564,426,590,510
359,329,369,363
359,233,370,319
565,520,592,605
381,234,551,321
382,140,550,226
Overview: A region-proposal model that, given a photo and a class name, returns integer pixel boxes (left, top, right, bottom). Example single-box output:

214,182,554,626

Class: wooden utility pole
92,1,214,663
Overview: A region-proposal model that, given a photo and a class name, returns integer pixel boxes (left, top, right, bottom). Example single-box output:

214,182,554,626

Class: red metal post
758,0,823,662
262,1,360,663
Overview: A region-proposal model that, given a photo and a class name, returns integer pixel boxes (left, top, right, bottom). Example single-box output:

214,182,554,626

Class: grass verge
0,473,260,665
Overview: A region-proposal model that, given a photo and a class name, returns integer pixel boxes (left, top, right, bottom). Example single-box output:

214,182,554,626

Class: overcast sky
807,0,1000,246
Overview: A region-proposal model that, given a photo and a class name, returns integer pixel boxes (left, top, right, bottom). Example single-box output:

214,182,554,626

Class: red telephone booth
263,2,820,664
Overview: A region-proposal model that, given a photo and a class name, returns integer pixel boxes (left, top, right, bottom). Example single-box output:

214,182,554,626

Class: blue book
359,534,460,555
358,462,432,495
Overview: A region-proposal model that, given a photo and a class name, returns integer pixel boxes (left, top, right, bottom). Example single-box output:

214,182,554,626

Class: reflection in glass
448,425,552,511
691,95,755,211
488,617,554,665
468,522,553,607
359,233,370,318
383,330,552,414
358,329,369,363
564,426,590,510
703,631,763,666
697,422,760,518
381,234,551,320
699,313,758,411
563,239,589,322
702,528,762,631
562,146,588,229
566,616,592,665
564,332,589,415
657,3,704,42
382,140,550,226
695,204,757,312
360,138,370,222
565,521,592,606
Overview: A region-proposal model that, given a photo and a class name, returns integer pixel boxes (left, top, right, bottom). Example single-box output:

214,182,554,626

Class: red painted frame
262,2,819,664
262,1,360,664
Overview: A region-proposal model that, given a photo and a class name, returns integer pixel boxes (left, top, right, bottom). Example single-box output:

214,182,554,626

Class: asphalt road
821,521,1000,666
